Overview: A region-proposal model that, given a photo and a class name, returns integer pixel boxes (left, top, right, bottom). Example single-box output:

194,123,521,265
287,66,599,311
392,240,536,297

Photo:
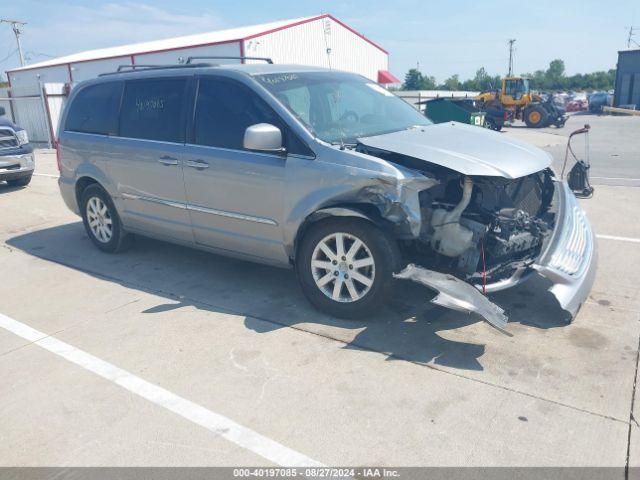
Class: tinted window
119,78,187,143
194,77,311,155
66,82,122,135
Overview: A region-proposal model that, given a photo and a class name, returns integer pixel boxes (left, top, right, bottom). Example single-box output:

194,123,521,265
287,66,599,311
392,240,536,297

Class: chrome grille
548,189,592,276
0,128,18,150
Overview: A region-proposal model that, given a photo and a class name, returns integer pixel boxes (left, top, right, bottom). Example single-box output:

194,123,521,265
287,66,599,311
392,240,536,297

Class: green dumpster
422,97,486,127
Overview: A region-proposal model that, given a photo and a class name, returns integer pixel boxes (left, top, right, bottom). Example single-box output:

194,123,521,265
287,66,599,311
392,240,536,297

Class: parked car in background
565,92,588,112
0,106,34,187
57,63,596,321
482,104,510,131
588,92,613,113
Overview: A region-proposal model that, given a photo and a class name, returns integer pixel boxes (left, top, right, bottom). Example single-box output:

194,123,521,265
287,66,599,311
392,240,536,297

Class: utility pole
507,39,516,76
1,18,26,66
628,26,639,48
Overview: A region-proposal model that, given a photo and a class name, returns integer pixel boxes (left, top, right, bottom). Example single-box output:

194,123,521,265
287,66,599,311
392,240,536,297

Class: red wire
481,238,487,295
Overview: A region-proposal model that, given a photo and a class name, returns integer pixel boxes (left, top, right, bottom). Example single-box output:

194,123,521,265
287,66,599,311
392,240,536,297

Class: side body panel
106,137,192,243
182,144,287,263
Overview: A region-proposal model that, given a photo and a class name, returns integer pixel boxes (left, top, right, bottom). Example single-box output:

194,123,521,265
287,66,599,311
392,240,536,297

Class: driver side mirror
0,106,5,117
243,123,285,154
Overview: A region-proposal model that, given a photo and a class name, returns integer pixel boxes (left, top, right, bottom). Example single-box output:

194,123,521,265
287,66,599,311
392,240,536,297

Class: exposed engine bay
356,144,558,288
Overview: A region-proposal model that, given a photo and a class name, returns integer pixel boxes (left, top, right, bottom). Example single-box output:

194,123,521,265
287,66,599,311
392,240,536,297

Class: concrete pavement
0,130,639,467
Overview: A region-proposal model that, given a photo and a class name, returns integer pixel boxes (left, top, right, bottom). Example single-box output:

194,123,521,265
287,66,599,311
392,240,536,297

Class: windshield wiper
330,140,357,149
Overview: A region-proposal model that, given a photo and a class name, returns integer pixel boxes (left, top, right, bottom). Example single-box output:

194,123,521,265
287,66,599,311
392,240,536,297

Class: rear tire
296,218,401,319
80,184,131,253
524,105,548,128
7,174,32,187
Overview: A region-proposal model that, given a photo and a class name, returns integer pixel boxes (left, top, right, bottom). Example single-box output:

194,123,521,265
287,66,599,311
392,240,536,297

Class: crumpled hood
358,122,552,179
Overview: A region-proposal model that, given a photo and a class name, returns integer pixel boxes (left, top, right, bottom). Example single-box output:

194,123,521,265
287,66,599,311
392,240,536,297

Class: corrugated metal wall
8,64,70,90
133,42,241,65
8,43,243,91
614,50,640,107
243,17,388,81
70,57,132,83
0,93,49,143
0,83,67,144
45,83,68,140
8,19,389,89
4,18,390,144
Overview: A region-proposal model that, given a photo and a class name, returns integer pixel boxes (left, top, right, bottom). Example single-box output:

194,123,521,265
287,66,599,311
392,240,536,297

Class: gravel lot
0,113,639,469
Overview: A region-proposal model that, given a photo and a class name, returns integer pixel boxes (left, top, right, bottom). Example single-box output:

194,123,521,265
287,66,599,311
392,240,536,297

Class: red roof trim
243,14,325,41
243,13,388,54
324,14,388,54
6,14,387,76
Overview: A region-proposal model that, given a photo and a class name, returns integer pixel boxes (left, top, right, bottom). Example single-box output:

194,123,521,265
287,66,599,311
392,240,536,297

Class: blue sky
1,0,638,82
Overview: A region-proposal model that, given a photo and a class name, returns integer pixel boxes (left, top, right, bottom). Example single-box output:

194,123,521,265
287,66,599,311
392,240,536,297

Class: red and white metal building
6,14,398,90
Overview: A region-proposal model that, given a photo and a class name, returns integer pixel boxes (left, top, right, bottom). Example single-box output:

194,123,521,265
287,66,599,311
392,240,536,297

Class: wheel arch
291,204,395,264
75,176,103,209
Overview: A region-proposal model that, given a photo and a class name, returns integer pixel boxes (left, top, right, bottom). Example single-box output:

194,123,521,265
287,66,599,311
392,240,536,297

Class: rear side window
65,82,122,135
119,78,188,143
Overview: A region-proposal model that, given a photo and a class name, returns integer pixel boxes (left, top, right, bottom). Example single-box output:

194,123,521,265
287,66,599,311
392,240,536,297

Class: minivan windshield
255,72,431,144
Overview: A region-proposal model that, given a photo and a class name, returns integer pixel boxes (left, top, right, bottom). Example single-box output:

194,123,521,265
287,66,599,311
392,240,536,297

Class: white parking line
33,173,59,178
597,234,640,244
591,177,640,182
0,312,323,467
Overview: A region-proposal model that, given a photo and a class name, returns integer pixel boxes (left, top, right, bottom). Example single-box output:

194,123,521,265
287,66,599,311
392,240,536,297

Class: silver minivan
57,61,596,320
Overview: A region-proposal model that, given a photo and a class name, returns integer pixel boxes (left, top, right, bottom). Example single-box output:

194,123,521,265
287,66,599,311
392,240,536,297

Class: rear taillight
503,111,509,120
55,141,62,172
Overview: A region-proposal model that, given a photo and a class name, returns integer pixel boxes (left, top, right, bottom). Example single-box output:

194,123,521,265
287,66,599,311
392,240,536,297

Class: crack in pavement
0,245,632,427
625,320,640,479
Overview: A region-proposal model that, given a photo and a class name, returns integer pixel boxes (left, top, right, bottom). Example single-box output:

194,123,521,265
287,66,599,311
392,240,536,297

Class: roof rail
99,63,214,76
185,56,273,64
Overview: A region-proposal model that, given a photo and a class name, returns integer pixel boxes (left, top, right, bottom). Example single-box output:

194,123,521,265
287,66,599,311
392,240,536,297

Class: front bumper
531,180,597,316
0,152,35,181
478,181,596,317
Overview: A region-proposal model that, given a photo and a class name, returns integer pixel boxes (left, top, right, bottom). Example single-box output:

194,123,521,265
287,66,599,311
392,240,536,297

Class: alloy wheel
86,196,113,243
310,232,375,303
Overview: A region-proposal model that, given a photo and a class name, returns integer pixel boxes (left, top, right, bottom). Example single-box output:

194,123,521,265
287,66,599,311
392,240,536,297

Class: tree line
402,59,616,92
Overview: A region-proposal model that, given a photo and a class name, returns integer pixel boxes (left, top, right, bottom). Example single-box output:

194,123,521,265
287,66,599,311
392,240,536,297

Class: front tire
524,105,548,128
80,184,131,253
296,218,401,319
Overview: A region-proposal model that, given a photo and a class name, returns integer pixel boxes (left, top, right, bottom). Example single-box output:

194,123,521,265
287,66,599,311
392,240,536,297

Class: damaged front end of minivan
340,124,597,329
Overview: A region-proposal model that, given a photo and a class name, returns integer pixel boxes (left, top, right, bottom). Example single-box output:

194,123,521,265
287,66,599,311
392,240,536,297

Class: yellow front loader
476,77,566,128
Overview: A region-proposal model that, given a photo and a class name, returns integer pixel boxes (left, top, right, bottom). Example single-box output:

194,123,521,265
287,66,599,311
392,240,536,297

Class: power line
0,18,26,66
0,48,18,64
25,51,55,58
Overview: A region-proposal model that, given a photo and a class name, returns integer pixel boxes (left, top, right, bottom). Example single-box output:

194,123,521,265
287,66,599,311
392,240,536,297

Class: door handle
158,155,178,166
186,159,209,169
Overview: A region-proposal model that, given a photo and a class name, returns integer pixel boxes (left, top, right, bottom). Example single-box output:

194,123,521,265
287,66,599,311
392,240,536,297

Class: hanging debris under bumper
394,264,509,332
393,181,597,328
